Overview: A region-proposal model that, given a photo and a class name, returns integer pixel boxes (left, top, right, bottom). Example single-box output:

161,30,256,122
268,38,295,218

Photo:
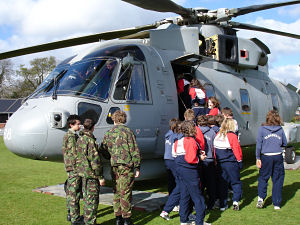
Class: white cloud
0,0,176,65
269,64,300,86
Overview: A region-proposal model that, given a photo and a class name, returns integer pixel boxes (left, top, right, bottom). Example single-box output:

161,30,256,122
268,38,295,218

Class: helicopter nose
4,106,48,159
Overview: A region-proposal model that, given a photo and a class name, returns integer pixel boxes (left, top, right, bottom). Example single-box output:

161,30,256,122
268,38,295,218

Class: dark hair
112,110,127,124
208,96,220,109
196,115,208,126
221,107,233,117
214,114,225,127
207,115,217,126
181,120,196,137
190,79,204,90
67,115,81,128
263,110,283,126
169,118,179,132
83,118,95,130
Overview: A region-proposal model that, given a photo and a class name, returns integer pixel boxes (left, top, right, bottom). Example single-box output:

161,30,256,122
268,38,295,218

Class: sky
0,0,299,88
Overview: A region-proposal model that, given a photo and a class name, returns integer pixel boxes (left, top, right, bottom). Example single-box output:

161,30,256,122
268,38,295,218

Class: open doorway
171,63,194,120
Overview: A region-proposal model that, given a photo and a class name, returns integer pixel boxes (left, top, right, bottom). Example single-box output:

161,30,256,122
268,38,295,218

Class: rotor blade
0,24,158,60
120,31,150,39
122,0,192,17
229,0,300,17
228,21,300,39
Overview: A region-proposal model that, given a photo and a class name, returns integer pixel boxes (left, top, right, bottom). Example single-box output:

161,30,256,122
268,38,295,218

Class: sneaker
172,205,180,212
160,211,170,220
274,206,281,210
180,222,194,225
233,201,239,211
256,197,264,209
203,222,212,225
188,213,196,221
220,205,228,211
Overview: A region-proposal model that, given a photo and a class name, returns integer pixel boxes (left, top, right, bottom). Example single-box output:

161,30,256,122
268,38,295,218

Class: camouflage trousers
111,165,135,218
66,171,82,223
82,178,100,225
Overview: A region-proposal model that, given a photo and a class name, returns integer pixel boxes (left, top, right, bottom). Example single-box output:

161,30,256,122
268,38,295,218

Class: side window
113,64,149,102
271,94,279,111
204,84,215,98
106,107,120,124
240,89,251,111
78,102,102,124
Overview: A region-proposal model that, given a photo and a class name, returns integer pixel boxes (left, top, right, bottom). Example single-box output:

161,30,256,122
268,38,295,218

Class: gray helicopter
2,0,300,180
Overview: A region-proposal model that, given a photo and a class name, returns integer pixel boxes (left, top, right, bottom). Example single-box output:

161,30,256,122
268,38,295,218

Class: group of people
62,75,287,225
62,110,140,225
160,77,287,225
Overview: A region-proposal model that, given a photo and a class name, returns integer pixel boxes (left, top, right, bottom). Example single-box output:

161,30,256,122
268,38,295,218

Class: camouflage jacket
76,130,103,179
101,125,141,169
62,129,79,172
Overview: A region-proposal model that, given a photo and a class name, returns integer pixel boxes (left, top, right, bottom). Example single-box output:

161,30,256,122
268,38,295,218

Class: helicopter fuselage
3,26,300,180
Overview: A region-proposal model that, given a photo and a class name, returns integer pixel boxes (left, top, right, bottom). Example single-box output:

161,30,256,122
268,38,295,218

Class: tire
285,146,296,164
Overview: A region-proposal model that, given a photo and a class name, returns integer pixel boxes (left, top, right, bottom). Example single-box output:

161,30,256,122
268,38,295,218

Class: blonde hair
219,118,236,138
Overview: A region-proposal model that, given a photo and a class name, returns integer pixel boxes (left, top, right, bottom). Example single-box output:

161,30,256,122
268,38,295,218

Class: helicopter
2,0,300,180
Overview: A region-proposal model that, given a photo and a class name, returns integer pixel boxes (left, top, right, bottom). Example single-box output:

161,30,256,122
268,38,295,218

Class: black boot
116,215,124,225
67,210,71,222
123,217,134,225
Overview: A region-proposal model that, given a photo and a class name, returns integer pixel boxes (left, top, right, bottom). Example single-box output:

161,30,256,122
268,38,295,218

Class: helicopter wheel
285,146,296,164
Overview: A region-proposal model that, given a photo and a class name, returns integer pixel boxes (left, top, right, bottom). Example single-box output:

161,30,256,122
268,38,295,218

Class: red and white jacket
172,137,200,168
213,132,242,162
208,108,220,116
189,87,207,106
177,79,190,94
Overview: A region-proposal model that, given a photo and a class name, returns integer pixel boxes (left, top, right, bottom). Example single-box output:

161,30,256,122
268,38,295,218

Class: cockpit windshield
29,58,118,101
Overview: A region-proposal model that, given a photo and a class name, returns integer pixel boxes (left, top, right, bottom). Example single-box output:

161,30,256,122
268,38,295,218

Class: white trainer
160,211,170,220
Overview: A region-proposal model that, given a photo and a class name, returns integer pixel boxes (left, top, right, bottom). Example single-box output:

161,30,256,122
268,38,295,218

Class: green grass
1,137,300,225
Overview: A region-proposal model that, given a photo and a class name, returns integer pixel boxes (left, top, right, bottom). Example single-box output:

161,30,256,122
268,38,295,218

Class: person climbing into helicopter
189,79,207,118
207,96,221,116
177,74,191,120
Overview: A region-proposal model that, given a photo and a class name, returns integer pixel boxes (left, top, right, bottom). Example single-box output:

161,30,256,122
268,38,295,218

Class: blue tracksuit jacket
256,126,287,159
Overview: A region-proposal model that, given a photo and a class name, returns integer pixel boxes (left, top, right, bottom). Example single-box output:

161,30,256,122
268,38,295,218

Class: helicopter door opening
171,58,197,120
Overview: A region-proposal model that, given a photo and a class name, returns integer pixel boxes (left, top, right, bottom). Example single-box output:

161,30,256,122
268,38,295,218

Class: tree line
0,56,57,98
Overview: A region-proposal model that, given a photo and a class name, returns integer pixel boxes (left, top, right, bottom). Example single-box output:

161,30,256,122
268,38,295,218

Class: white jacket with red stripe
213,132,242,162
172,137,200,168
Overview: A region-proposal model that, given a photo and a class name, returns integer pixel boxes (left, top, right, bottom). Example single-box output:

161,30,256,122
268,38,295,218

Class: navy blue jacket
199,126,216,162
164,130,183,160
256,126,287,159
211,126,220,134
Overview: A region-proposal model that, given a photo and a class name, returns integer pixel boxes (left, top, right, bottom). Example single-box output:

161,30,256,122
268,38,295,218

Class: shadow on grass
263,181,300,208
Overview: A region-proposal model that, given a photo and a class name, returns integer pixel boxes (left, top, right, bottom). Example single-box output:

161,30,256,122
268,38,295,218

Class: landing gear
284,146,296,164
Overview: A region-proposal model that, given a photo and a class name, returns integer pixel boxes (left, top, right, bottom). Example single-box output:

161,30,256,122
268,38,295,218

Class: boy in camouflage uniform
101,110,141,225
62,115,82,225
76,118,105,225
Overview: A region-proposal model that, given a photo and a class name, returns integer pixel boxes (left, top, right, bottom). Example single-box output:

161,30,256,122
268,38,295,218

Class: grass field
1,136,300,225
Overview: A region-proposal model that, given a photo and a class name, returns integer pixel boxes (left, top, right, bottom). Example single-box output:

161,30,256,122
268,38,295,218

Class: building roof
0,98,23,113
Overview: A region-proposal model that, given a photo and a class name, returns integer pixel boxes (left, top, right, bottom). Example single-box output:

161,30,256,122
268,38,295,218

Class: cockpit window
30,65,69,98
82,45,145,61
113,63,149,102
30,58,118,101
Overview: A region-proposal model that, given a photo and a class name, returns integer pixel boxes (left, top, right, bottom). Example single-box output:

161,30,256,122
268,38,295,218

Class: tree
15,56,57,97
0,59,14,98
